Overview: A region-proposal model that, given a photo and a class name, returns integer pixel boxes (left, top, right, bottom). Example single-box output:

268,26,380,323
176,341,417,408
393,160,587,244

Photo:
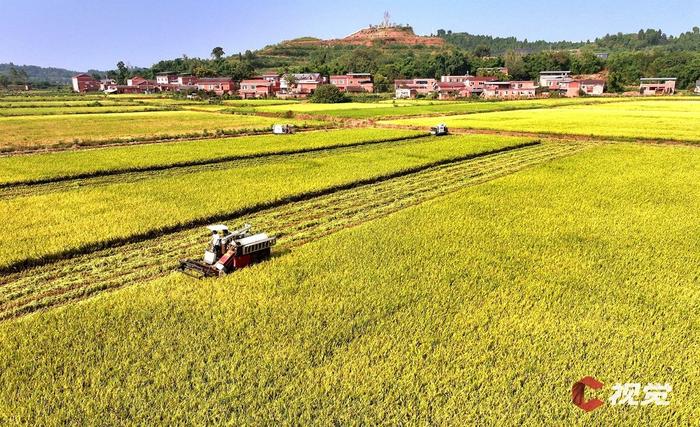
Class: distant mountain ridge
0,63,99,84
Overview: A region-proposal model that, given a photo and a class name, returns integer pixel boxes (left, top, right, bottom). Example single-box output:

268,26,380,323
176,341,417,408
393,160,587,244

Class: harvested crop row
0,128,424,187
0,142,588,320
0,110,324,152
0,134,535,271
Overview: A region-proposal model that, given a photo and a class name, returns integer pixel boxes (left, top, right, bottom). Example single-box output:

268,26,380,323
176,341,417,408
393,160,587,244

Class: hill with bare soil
283,25,445,48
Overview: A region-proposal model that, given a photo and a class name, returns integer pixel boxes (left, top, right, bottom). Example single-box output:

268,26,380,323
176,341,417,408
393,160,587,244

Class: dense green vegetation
1,143,698,424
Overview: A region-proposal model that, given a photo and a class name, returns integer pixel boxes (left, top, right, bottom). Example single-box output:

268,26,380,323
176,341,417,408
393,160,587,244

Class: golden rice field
0,110,324,151
0,94,698,425
382,100,700,142
1,143,699,425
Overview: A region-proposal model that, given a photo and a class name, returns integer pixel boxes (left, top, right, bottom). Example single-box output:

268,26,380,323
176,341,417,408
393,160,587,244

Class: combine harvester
179,224,277,278
430,123,449,136
272,124,295,134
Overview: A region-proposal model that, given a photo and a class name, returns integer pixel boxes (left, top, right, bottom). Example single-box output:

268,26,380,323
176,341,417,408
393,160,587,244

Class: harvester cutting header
179,224,276,278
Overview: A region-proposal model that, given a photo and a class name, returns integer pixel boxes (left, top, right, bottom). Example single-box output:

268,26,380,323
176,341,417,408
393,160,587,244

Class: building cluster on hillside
72,69,684,99
395,71,606,100
71,72,374,98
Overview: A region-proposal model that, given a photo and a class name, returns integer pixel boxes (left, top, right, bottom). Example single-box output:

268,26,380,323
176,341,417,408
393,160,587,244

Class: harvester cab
430,124,449,136
179,223,277,278
272,124,295,134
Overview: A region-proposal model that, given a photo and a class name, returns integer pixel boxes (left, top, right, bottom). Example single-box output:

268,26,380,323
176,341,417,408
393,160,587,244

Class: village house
239,78,278,98
395,87,417,99
436,82,470,99
393,78,437,98
279,73,326,98
177,75,198,86
553,79,581,97
695,80,700,94
99,79,116,91
260,73,282,84
436,76,497,98
539,70,571,88
71,73,101,92
440,75,472,83
104,81,160,94
640,78,677,95
330,73,374,93
482,81,537,99
579,79,605,96
155,72,179,85
196,77,236,96
126,76,150,87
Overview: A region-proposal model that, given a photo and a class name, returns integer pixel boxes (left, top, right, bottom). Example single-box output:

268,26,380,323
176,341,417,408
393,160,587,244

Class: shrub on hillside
309,84,349,103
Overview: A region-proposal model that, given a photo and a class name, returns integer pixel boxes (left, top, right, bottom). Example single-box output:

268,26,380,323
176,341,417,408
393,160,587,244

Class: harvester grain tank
179,224,276,278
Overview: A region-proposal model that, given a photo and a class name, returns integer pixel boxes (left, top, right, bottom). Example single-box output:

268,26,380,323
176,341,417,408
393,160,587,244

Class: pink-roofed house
330,73,374,93
482,81,537,99
196,77,237,96
239,78,278,98
71,74,100,93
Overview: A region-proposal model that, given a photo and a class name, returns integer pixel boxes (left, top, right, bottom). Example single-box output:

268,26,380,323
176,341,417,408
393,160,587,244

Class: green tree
473,45,491,58
571,51,603,75
211,47,225,60
607,71,625,93
116,61,128,85
309,84,349,103
504,50,527,80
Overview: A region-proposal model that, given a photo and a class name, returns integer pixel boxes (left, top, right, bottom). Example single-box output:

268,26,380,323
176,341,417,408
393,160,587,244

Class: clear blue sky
1,0,698,71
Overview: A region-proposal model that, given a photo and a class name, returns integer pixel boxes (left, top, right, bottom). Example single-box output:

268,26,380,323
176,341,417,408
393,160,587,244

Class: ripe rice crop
0,142,584,319
0,105,171,117
0,128,423,185
382,100,700,142
0,100,140,108
1,143,698,425
245,97,633,119
0,111,324,151
0,134,533,271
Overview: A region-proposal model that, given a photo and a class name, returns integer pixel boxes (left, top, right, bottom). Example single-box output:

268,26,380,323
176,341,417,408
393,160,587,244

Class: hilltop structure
283,13,444,47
